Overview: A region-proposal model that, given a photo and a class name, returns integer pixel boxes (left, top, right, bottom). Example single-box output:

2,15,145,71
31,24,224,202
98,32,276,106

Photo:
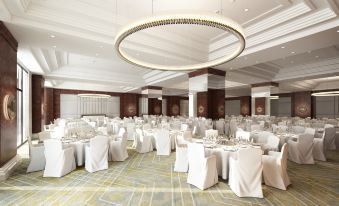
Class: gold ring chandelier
114,14,245,71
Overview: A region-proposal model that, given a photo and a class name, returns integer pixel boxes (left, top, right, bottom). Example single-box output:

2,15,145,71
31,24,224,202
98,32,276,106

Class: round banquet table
143,129,180,150
63,139,90,166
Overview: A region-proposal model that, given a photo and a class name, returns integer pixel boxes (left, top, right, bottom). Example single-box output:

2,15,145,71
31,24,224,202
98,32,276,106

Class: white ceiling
0,0,339,96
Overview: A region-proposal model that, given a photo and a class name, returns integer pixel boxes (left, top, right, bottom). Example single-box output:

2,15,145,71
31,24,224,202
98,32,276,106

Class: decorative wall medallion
154,106,161,114
241,106,248,115
127,104,136,114
198,105,204,114
297,104,308,114
218,105,224,115
172,104,179,115
256,106,263,114
3,94,16,120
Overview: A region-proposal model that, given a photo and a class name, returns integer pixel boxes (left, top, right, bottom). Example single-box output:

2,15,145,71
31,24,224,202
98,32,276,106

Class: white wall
316,96,339,118
225,100,240,116
60,94,120,118
180,99,189,116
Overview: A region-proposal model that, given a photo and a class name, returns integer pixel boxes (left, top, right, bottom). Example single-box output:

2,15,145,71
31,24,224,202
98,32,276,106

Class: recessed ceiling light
52,45,56,48
307,51,311,53
337,30,339,33
244,8,249,12
315,56,319,58
99,45,104,48
291,51,295,54
49,35,56,38
281,46,285,49
95,53,99,56
230,67,233,70
136,53,140,56
290,61,294,63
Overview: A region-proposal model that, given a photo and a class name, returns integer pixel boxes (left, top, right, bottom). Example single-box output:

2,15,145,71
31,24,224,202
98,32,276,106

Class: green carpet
0,144,338,206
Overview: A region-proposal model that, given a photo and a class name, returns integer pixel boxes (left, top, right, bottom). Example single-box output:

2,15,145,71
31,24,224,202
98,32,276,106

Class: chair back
293,126,305,134
304,128,315,136
44,139,63,161
118,127,126,136
187,143,205,170
89,136,109,161
181,123,189,131
236,130,250,141
205,129,218,138
258,131,273,144
323,127,336,149
237,148,262,177
266,135,279,149
279,143,289,171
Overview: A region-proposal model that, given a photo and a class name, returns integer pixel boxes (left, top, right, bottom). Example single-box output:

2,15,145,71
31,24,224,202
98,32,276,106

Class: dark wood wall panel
0,22,18,167
292,91,312,118
31,75,44,133
165,96,180,116
208,89,225,119
44,88,54,125
197,92,208,118
148,98,162,115
255,97,266,115
240,96,251,116
120,93,139,118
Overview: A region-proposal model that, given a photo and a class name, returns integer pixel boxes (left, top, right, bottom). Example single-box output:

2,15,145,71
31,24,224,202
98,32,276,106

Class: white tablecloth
143,129,180,150
64,140,89,166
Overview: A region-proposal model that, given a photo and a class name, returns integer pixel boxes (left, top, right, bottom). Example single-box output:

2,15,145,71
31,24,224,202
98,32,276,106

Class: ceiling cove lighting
270,95,279,99
78,94,111,98
311,91,339,96
114,14,246,71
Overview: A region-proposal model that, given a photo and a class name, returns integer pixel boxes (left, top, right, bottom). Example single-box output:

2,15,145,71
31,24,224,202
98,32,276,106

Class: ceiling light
244,8,249,12
281,46,285,49
78,94,111,98
291,51,295,54
49,35,56,38
315,56,319,58
337,30,339,33
95,53,99,56
114,13,245,71
270,95,279,99
290,61,294,63
312,91,339,96
52,45,57,48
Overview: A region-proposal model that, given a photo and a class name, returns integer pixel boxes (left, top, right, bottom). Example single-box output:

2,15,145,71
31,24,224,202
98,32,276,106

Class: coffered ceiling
0,0,339,96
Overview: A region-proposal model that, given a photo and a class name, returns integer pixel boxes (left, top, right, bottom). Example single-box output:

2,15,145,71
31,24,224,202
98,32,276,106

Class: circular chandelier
78,94,111,98
311,91,339,96
114,14,245,71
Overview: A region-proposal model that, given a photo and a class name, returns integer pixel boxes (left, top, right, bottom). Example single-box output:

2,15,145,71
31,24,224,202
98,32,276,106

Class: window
17,64,29,147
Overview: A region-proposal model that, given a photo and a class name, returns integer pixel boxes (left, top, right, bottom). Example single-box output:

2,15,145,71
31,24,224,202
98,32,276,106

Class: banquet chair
292,126,305,134
235,130,250,141
155,129,171,156
229,147,263,198
304,128,316,137
52,126,65,139
135,130,153,153
192,126,198,138
323,127,336,150
109,131,128,161
143,123,151,130
224,122,230,136
313,131,326,161
43,139,76,177
126,123,136,141
229,121,237,137
27,137,46,173
288,133,314,164
205,129,218,138
251,124,262,132
180,123,189,131
174,136,188,172
256,131,273,144
38,131,52,141
262,143,290,190
85,136,109,173
187,143,218,190
262,135,280,154
215,120,225,135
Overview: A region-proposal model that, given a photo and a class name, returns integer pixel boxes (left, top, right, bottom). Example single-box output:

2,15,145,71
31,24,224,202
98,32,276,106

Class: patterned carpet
1,143,338,206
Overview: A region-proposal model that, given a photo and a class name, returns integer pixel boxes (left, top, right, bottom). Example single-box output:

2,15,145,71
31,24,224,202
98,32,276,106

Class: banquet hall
0,0,339,205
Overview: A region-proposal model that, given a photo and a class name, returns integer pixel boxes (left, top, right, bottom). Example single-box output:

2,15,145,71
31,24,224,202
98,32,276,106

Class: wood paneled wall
255,97,266,115
31,75,44,133
240,96,251,116
165,96,180,116
208,89,225,119
292,91,312,118
148,98,162,115
120,93,139,118
43,88,54,125
197,91,208,118
0,22,18,166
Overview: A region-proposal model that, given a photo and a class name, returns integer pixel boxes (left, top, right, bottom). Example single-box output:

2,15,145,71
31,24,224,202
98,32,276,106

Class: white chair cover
85,135,109,173
262,135,280,153
304,127,315,137
38,131,52,141
292,126,305,134
205,129,218,138
313,132,326,161
215,120,225,135
155,129,171,156
43,139,76,177
288,133,314,164
109,132,128,161
235,130,250,141
229,147,263,198
187,143,218,190
126,123,136,141
27,143,45,173
262,143,291,190
180,123,189,131
136,131,153,153
323,127,336,150
174,136,188,172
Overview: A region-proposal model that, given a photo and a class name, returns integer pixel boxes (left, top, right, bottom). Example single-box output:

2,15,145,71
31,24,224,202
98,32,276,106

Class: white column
189,92,197,118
